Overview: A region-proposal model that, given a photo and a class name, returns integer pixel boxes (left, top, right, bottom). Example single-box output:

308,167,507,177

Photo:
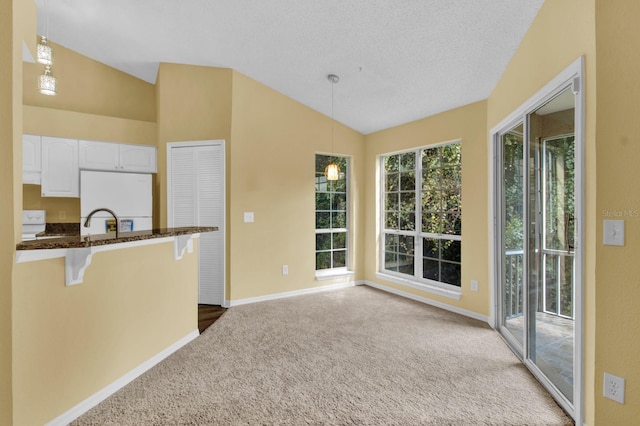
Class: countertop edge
16,226,218,251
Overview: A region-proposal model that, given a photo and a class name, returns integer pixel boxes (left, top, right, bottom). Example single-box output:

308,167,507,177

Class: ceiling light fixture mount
324,73,340,181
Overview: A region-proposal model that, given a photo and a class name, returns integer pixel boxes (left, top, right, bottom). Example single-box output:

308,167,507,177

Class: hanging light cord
44,0,49,39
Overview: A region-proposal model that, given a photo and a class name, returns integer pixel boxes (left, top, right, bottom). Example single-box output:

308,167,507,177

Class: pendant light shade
324,74,340,181
37,36,53,65
324,162,340,181
38,65,57,95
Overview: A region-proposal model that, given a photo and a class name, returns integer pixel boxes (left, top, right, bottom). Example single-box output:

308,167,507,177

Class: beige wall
363,101,489,315
487,0,597,423
156,65,366,301
12,241,199,425
229,72,365,300
2,0,16,423
2,1,36,424
23,41,156,122
594,1,640,423
155,63,233,230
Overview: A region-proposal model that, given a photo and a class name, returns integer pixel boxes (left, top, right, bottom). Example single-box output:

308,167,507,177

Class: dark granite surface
17,227,218,251
42,222,80,236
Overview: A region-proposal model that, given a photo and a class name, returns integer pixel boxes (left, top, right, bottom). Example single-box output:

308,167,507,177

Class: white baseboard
46,329,200,426
226,281,359,307
363,280,489,324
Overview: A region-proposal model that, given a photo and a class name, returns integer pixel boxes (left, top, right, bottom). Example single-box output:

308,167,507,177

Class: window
382,143,461,288
315,155,348,271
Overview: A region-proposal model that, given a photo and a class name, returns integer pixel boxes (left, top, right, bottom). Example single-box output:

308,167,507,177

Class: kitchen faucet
84,208,120,238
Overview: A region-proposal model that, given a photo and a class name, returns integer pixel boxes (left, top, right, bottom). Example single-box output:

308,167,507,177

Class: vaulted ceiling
36,0,544,134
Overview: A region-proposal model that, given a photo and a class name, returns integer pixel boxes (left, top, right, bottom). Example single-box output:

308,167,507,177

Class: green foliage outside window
315,155,348,270
382,143,462,287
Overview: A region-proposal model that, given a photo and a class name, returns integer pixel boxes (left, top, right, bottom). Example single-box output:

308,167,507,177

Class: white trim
45,330,199,426
363,280,488,324
167,140,227,306
489,56,584,425
226,281,357,307
315,269,355,281
375,272,462,300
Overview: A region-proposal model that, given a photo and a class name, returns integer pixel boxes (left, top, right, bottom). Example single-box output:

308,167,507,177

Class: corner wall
155,63,233,294
229,72,365,300
487,0,596,423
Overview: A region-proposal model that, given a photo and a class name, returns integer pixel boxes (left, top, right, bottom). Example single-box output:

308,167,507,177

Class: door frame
167,139,227,306
489,57,585,423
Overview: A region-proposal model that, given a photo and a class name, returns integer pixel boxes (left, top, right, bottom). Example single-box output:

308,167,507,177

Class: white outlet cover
603,372,625,404
603,219,624,246
244,212,254,223
471,280,478,292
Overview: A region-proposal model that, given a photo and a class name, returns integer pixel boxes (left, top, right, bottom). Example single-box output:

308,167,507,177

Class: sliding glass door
494,63,583,422
500,123,525,349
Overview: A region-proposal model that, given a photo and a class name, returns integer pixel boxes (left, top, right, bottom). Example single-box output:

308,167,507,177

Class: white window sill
375,272,461,300
315,269,355,281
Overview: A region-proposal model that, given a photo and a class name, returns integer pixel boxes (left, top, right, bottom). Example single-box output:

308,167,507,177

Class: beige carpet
72,286,573,425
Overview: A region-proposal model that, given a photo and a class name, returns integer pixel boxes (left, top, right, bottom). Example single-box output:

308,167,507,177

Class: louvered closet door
170,144,224,305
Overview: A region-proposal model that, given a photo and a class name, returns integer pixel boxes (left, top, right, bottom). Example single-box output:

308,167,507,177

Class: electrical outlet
59,210,66,220
282,265,288,276
603,372,625,404
471,280,478,292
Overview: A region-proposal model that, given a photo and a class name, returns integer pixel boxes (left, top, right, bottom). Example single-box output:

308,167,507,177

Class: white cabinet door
79,140,156,173
119,144,157,173
41,137,79,197
23,135,41,184
79,140,119,171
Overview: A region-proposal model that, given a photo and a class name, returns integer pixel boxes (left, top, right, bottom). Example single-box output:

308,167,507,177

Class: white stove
22,210,46,241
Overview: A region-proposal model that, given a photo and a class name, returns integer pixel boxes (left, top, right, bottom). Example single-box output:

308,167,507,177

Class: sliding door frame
489,56,585,424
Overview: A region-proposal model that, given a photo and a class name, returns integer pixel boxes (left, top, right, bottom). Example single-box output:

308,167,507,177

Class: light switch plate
243,212,254,223
603,219,624,246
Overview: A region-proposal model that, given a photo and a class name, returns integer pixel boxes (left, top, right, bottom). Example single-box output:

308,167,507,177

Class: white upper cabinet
119,143,157,173
79,140,157,173
23,135,42,184
78,140,119,170
41,137,79,198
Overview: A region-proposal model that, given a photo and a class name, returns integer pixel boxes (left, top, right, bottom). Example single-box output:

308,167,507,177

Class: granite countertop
17,227,218,251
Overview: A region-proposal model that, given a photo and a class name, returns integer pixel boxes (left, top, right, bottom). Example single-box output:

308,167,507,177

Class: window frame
378,140,462,297
315,154,351,279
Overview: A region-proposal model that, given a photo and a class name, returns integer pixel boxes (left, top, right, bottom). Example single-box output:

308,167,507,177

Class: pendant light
324,74,340,181
37,0,57,95
38,65,57,95
36,37,53,65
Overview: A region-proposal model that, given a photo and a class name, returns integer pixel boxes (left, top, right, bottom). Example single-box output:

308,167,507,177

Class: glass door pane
500,123,525,348
527,87,575,403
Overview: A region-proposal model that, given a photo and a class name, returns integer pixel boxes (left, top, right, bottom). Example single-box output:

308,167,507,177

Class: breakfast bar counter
16,226,218,286
16,226,217,250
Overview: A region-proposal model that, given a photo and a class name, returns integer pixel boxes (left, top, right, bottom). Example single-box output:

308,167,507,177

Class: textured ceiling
35,0,544,134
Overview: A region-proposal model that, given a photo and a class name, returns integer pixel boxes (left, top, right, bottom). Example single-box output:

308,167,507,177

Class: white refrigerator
80,170,152,236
